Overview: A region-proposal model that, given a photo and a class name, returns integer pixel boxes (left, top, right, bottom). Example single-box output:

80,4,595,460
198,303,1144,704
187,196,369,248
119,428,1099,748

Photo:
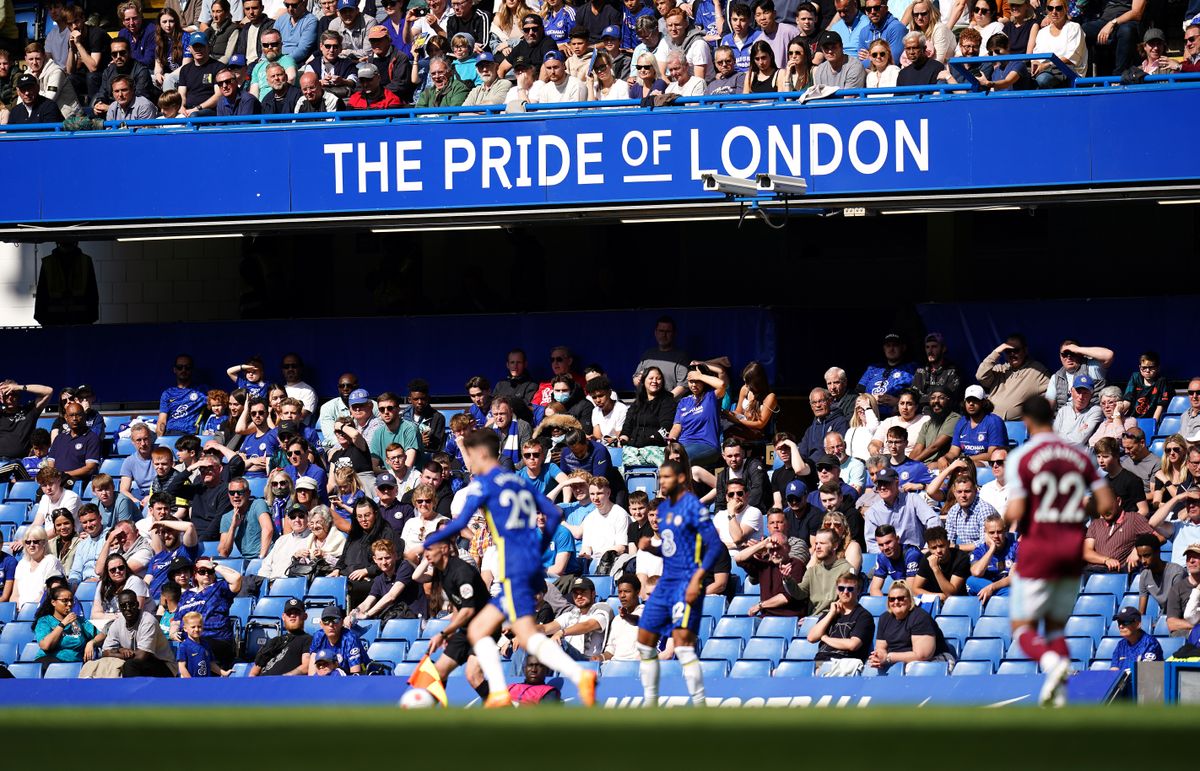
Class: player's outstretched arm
423,490,483,549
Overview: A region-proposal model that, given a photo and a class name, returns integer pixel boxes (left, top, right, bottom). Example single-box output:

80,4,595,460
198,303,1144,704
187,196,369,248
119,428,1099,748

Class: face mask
553,392,570,404
551,434,565,446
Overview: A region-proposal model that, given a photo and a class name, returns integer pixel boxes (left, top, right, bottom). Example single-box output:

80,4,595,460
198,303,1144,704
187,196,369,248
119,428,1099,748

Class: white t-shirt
529,76,588,103
580,505,630,556
604,607,641,661
33,490,81,528
592,402,628,439
285,381,318,417
15,556,65,607
872,414,930,446
665,76,705,97
635,547,663,578
401,515,449,549
594,79,630,101
713,505,763,547
554,601,614,657
979,480,1008,514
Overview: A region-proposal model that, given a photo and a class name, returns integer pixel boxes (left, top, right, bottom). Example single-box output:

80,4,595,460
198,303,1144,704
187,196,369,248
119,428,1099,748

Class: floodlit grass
0,705,1197,768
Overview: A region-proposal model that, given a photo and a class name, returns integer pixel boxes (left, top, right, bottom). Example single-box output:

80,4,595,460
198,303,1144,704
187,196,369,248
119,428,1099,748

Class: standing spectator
856,333,916,415
910,527,970,600
1120,427,1157,496
808,571,874,674
737,532,808,616
492,348,539,416
33,584,102,673
863,467,939,553
47,401,100,483
1135,534,1184,618
1046,339,1113,413
102,589,178,677
619,366,676,469
158,354,206,437
1110,606,1163,671
938,385,1008,468
249,597,313,676
869,581,955,671
1121,352,1170,423
279,353,317,424
176,556,243,669
15,527,65,606
968,513,1018,600
1083,497,1161,574
975,334,1050,421
276,0,318,62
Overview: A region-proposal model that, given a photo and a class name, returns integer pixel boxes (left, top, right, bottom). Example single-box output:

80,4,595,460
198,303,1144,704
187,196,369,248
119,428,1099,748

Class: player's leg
1010,571,1052,661
636,627,663,708
510,615,589,686
505,574,597,705
1037,579,1080,707
467,604,510,704
672,627,705,706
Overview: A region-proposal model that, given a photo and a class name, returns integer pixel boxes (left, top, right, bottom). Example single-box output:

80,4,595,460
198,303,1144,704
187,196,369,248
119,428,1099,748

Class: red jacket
347,89,402,110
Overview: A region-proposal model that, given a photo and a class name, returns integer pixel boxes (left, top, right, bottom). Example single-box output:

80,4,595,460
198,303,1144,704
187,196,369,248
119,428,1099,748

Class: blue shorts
638,580,702,638
490,571,544,624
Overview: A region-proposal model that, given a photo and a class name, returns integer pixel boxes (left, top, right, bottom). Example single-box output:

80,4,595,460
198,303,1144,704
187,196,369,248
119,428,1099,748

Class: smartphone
413,7,428,15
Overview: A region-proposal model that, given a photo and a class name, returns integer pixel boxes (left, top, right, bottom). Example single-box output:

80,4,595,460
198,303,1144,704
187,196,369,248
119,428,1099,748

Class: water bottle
68,620,82,636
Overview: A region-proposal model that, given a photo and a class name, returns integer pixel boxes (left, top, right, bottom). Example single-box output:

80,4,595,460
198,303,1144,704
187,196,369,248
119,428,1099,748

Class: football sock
1046,632,1070,661
526,632,585,683
473,681,490,699
472,637,509,697
1017,626,1048,661
638,643,660,707
676,646,705,706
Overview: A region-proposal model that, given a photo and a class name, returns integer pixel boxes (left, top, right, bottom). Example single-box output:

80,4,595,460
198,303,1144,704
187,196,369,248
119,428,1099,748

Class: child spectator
178,611,230,677
21,429,52,477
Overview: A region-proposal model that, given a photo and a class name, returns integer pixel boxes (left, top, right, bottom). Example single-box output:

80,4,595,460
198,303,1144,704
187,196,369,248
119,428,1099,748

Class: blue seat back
250,596,289,620
741,637,785,666
970,617,1013,647
951,660,992,676
981,596,1009,617
1095,637,1120,661
755,616,797,639
774,660,814,677
380,618,422,643
941,595,981,622
700,659,727,679
1083,574,1128,597
960,638,1002,666
859,596,886,616
784,639,818,661
1064,616,1105,645
996,660,1037,675
44,662,82,678
1157,415,1182,437
367,640,409,666
905,661,948,677
306,576,348,606
99,458,125,477
602,660,638,678
700,637,743,664
1166,395,1188,415
5,481,38,502
1073,594,1116,617
701,595,726,618
712,616,756,643
6,662,40,678
265,576,307,598
936,615,971,642
726,596,757,616
729,659,771,678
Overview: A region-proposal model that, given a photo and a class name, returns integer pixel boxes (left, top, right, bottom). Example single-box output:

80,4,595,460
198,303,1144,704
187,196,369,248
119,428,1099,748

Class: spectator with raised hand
145,511,200,600
767,434,806,506
218,477,273,559
737,532,807,616
968,513,1018,601
713,477,763,550
91,552,148,624
869,581,954,672
975,333,1050,421
34,583,102,674
0,380,51,466
808,571,873,674
937,385,1008,468
1091,385,1137,449
845,394,879,462
29,466,80,531
668,363,725,469
176,556,242,669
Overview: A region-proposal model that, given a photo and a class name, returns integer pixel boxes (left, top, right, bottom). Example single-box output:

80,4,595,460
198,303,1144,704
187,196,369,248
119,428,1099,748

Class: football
399,688,437,709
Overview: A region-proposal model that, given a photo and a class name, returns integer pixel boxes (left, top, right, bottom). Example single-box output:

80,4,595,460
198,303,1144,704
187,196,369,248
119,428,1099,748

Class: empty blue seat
1066,636,1094,662
936,615,972,642
975,465,995,486
1167,395,1188,415
265,576,307,599
960,638,1003,666
729,659,771,678
970,617,1013,646
700,659,728,679
657,660,683,679
1005,421,1028,446
247,477,268,498
626,474,658,497
18,642,41,662
0,624,34,648
996,660,1037,675
5,481,38,502
1149,439,1165,457
391,662,418,678
44,662,81,678
784,638,819,660
368,640,409,666
249,596,289,620
154,435,181,450
755,616,797,639
981,596,1009,617
6,662,40,679
702,595,726,618
380,618,422,642
1123,593,1159,621
859,596,886,616
230,662,252,677
0,642,14,664
941,595,982,622
0,502,26,524
1136,418,1156,442
1160,636,1185,659
114,438,136,456
1005,639,1031,660
587,575,614,599
697,615,716,644
905,661,948,677
353,620,380,645
99,458,124,477
423,618,450,638
103,415,128,434
0,602,15,625
700,637,743,665
742,637,785,666
726,596,757,616
712,616,756,643
602,660,638,678
951,660,992,676
1064,616,1105,645
1152,617,1171,636
796,616,820,637
1084,574,1128,597
1157,416,1182,437
1088,660,1111,671
1073,594,1116,618
306,576,348,606
861,552,877,576
1095,637,1120,661
773,660,814,677
404,643,430,662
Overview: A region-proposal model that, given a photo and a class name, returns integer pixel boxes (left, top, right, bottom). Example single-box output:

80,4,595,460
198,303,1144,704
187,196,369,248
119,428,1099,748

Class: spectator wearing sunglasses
807,571,874,674
1179,378,1200,444
259,501,314,581
218,477,273,559
158,354,207,437
176,556,244,670
14,527,65,607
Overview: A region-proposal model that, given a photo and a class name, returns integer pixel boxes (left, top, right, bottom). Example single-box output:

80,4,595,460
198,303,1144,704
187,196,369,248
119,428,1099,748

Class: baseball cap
964,384,987,401
543,50,565,62
190,31,209,47
785,479,808,500
16,73,37,90
276,420,300,438
1114,606,1141,625
283,597,306,615
875,467,900,485
228,53,246,68
816,453,840,469
600,24,621,39
167,556,194,575
1072,374,1095,392
368,24,390,39
1143,27,1165,43
1184,542,1200,556
882,332,903,344
357,62,380,79
375,471,397,489
321,604,345,621
337,0,356,9
477,51,496,64
511,55,532,69
817,30,842,47
924,332,945,345
571,576,596,592
288,502,308,515
295,475,319,492
521,12,543,27
314,648,338,664
348,388,371,406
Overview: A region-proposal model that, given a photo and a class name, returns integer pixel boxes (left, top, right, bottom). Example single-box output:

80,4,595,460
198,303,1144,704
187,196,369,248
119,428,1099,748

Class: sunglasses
989,459,1005,466
108,565,126,573
195,567,214,575
1189,390,1200,396
229,489,248,496
379,405,397,412
973,6,990,12
414,498,433,505
174,364,192,370
913,9,929,15
338,381,357,389
636,64,653,70
1167,447,1184,454
523,452,541,458
864,4,882,9
287,450,304,457
1187,35,1200,42
323,43,342,49
888,596,908,604
836,585,857,593
287,511,307,519
24,539,45,546
216,79,236,86
262,42,281,48
727,490,745,498
550,356,566,363
250,410,267,416
52,596,73,603
112,50,129,56
271,481,291,487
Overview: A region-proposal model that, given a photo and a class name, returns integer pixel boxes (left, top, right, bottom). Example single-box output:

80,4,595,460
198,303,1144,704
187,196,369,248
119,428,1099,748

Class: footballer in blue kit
423,429,597,708
635,460,722,707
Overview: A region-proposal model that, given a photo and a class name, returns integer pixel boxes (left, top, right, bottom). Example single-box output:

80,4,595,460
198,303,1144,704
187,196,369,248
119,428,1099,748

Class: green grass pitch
0,705,1197,768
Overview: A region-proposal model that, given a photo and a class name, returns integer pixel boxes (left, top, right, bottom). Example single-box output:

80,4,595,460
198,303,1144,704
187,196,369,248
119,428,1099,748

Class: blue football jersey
656,491,721,583
425,467,562,577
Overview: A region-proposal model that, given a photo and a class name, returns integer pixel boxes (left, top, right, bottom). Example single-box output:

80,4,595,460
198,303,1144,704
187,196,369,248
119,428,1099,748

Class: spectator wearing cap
1051,374,1104,445
812,28,865,82
783,479,823,542
318,374,372,448
911,332,962,412
276,0,318,63
863,466,939,553
447,0,490,50
329,0,372,59
910,386,961,464
177,32,226,115
807,454,861,512
1045,339,1113,414
309,604,370,674
1110,606,1163,671
305,30,360,98
249,28,297,97
373,471,411,531
938,385,1008,468
463,51,512,104
417,51,470,104
250,596,313,676
596,24,631,78
348,60,403,107
366,24,415,103
632,14,671,69
500,13,558,77
528,49,588,102
311,648,346,675
975,333,1050,420
538,576,615,660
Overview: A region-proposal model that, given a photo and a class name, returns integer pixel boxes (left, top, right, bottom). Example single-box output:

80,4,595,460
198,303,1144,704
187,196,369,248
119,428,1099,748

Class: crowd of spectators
1,316,1199,680
1,0,1196,127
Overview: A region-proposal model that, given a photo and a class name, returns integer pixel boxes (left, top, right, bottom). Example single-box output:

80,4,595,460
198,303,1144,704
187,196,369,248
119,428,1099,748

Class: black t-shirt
772,466,797,504
897,58,944,87
915,549,971,592
254,630,313,675
876,606,950,657
814,604,875,662
178,58,225,107
790,505,824,543
0,403,41,459
627,519,653,545
369,559,425,615
702,546,733,596
438,556,491,613
507,35,557,71
1108,469,1146,513
331,444,372,474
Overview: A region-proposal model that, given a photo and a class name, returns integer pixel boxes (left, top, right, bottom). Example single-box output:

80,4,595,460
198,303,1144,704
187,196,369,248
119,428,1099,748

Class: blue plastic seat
712,616,756,643
755,616,797,639
1073,594,1116,618
266,576,307,599
249,596,289,621
742,637,785,666
784,638,819,660
154,435,181,450
996,660,1037,675
960,638,1003,667
18,642,41,662
1149,439,1165,457
951,660,992,676
726,596,757,616
99,458,125,477
380,618,422,643
658,660,683,679
970,617,1013,647
602,660,638,678
1064,616,1105,645
859,596,886,616
0,624,34,648
729,659,771,678
981,596,1009,617
586,575,614,599
1005,639,1031,660
422,618,450,638
103,415,128,434
43,662,81,678
402,643,430,662
1123,593,1159,621
230,662,252,677
6,662,40,679
0,642,14,664
1136,418,1156,443
73,582,98,603
1066,636,1094,662
936,615,972,642
941,595,982,623
626,474,658,497
773,660,814,677
700,659,727,679
114,438,136,456
1157,416,1182,438
1005,421,1028,447
700,637,743,665
0,502,26,524
697,615,716,644
905,661,948,677
1095,637,1120,662
368,640,409,666
391,662,418,678
0,602,15,625
1167,395,1188,415
975,465,995,486
702,595,726,618
861,552,877,576
306,576,348,607
796,616,820,637
5,481,38,503
247,477,268,498
1152,617,1171,636
1159,636,1185,659
1084,574,1128,597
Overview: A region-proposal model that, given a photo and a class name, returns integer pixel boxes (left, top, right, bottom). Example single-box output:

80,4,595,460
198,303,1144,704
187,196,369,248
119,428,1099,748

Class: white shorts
1009,571,1078,625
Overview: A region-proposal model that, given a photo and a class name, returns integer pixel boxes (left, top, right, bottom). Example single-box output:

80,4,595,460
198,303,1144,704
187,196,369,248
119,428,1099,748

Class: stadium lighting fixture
117,233,244,242
1158,199,1200,205
371,225,503,233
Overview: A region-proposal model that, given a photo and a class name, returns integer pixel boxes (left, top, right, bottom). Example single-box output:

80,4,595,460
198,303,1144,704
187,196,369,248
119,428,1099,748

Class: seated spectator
1121,351,1170,423
118,424,156,505
1120,427,1158,496
668,363,725,469
347,539,424,624
1052,374,1103,444
219,477,273,559
978,32,1032,90
299,505,346,574
778,528,848,615
576,477,630,572
296,70,347,111
1110,606,1163,671
91,587,175,677
249,597,313,676
399,483,448,558
1083,496,1161,574
589,378,627,447
145,512,200,600
664,50,705,95
527,50,585,103
15,525,64,607
938,385,1008,468
7,72,65,125
306,30,358,98
1150,434,1192,509
178,610,230,677
28,466,80,532
619,366,675,470
823,432,866,494
782,480,821,543
910,386,960,464
1094,438,1148,517
464,51,512,105
538,576,613,660
880,427,933,492
176,556,243,669
820,509,860,572
629,52,667,99
559,428,625,502
330,466,366,523
713,478,764,550
47,401,100,483
707,44,746,93
910,526,969,600
737,532,807,616
1135,533,1184,618
634,502,664,596
870,524,923,595
337,498,404,607
104,73,158,120
798,388,848,468
92,551,149,625
308,604,369,675
863,467,939,553
601,574,642,662
349,62,402,109
490,397,533,469
1158,543,1200,637
67,505,107,588
1182,379,1200,444
260,62,302,112
1030,0,1085,86
1138,27,1179,74
508,656,561,704
975,333,1050,420
698,438,770,510
824,368,857,423
259,503,313,582
807,455,859,514
418,54,469,106
897,31,943,84
911,333,961,409
625,491,653,554
943,470,997,551
34,583,102,674
968,513,1018,600
869,389,928,456
1091,385,1138,449
869,581,955,671
808,571,875,675
812,30,865,87
857,334,916,416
